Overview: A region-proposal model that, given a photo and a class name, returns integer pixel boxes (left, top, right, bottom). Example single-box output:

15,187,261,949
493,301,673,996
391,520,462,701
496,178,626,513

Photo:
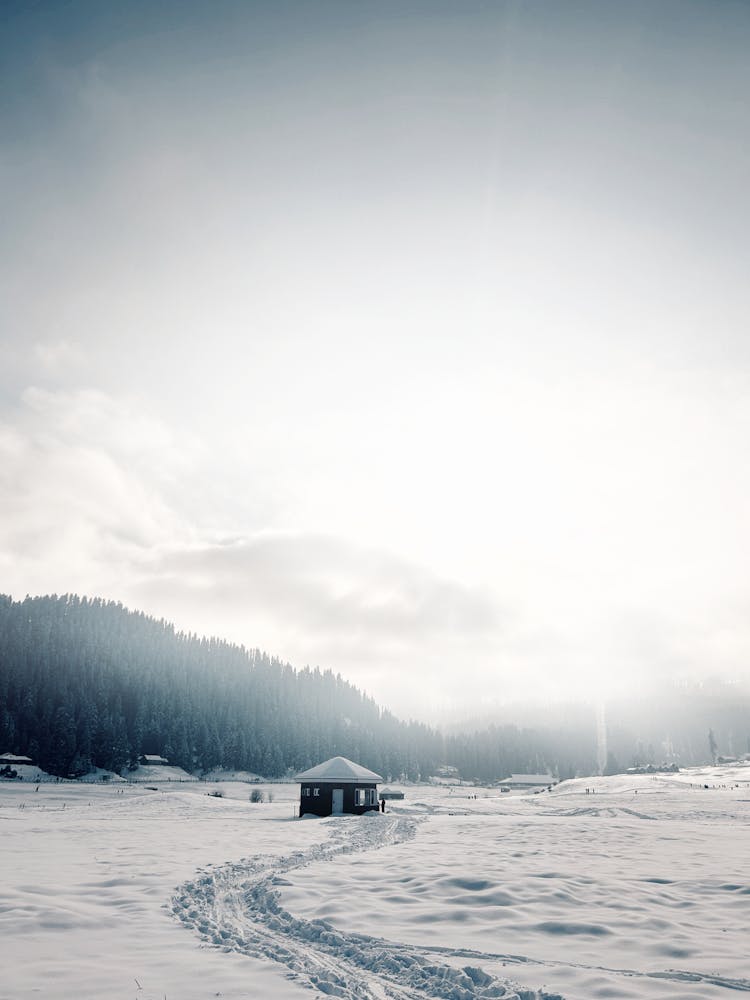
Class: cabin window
313,787,320,797
355,788,376,807
303,788,310,796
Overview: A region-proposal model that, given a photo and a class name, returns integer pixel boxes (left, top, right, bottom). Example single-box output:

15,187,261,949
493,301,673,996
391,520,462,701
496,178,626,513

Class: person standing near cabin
380,796,386,813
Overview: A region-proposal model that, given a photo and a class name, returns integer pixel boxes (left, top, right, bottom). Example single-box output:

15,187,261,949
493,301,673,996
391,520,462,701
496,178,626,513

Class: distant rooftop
500,773,555,785
296,756,383,784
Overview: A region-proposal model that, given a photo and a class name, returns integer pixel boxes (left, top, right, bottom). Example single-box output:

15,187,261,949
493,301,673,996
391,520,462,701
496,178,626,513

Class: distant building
0,753,33,766
379,787,405,800
297,756,383,817
499,773,556,789
139,754,171,766
436,764,459,778
626,763,679,775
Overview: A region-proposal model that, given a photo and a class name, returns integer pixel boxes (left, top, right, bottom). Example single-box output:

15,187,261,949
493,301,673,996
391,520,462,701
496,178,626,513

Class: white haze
2,1,750,718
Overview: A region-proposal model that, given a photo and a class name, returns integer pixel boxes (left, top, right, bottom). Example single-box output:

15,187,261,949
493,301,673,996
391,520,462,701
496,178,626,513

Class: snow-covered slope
125,763,198,782
279,770,750,999
1,767,747,999
0,762,54,782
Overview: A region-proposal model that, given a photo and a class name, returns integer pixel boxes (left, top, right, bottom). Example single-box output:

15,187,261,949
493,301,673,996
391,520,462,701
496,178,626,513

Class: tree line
1,594,745,782
0,594,596,781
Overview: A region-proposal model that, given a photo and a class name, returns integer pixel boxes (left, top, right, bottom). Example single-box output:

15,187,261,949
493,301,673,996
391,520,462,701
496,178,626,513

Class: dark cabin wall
299,781,379,817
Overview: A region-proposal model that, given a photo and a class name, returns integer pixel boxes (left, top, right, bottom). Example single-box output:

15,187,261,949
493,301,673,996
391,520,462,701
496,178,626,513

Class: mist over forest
1,594,747,783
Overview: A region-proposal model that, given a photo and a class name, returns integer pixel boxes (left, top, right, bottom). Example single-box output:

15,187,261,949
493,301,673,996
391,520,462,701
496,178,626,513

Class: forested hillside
1,594,592,781
4,594,738,782
0,594,446,779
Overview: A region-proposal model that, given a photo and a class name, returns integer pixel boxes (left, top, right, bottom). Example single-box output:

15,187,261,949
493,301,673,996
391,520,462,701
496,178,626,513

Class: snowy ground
1,768,748,1000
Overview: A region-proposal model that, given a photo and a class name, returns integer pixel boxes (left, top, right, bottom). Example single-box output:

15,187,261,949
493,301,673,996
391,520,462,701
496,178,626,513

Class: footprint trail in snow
171,813,559,1000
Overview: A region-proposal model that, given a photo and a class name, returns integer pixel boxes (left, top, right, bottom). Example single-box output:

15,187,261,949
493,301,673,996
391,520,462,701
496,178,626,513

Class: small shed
297,756,383,817
379,787,405,800
0,753,33,767
499,773,556,789
139,754,170,766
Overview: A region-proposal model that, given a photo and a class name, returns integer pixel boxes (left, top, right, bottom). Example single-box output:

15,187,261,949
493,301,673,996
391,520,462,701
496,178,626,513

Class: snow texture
172,812,547,999
1,766,749,999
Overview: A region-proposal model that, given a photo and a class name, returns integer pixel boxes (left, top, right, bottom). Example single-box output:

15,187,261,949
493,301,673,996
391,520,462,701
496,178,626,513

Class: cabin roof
501,773,555,784
296,756,383,784
0,753,33,763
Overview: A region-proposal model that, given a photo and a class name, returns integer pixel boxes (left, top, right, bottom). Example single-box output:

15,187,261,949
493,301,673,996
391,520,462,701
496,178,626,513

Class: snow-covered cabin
499,773,555,789
139,754,171,766
296,756,383,817
0,753,33,767
379,787,405,800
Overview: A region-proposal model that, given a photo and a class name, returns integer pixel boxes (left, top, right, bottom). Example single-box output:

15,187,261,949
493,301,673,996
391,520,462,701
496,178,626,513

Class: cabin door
332,788,344,814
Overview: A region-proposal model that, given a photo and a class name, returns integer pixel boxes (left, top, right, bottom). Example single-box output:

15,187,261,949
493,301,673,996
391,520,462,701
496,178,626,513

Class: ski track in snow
171,811,750,999
171,813,558,1000
417,942,750,994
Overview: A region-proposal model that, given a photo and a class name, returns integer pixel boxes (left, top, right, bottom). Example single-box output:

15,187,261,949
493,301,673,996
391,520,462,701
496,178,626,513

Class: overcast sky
2,0,749,719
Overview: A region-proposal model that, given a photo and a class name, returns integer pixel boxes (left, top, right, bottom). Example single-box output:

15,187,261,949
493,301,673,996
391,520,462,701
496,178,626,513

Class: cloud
4,374,750,719
4,365,750,721
2,0,750,721
131,533,506,713
0,386,191,598
21,386,176,458
141,533,500,635
0,383,509,717
33,339,86,373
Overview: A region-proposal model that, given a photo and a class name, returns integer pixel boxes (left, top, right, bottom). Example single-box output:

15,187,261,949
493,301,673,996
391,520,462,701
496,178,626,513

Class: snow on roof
296,756,383,784
0,753,33,763
501,774,555,785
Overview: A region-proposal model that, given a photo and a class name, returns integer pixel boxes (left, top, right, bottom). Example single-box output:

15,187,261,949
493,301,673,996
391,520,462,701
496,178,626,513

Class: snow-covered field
1,768,748,1000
